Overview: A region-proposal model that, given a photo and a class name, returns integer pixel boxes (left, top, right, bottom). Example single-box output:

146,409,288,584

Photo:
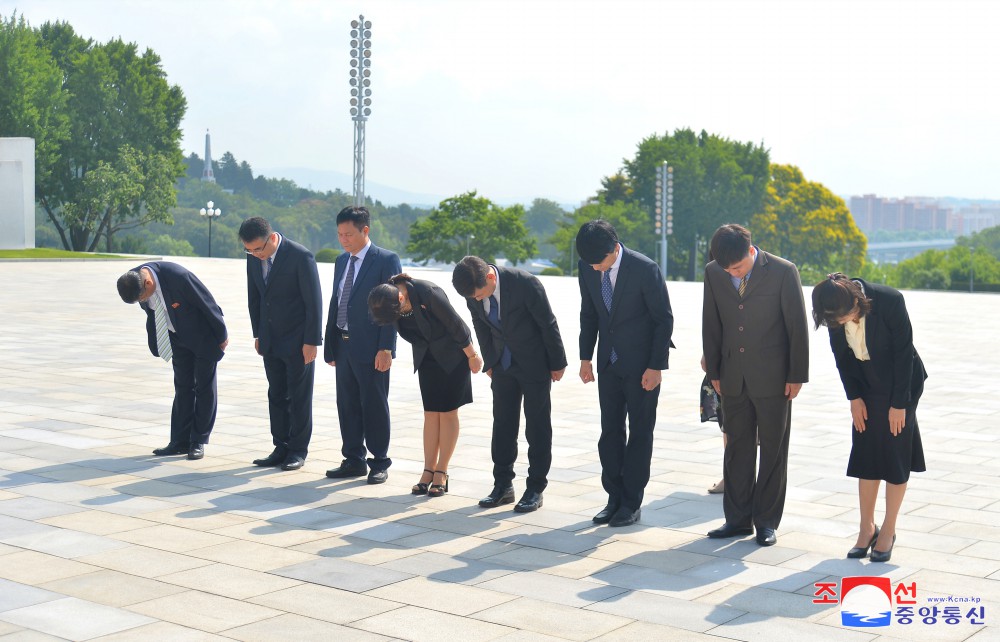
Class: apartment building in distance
849,194,1000,236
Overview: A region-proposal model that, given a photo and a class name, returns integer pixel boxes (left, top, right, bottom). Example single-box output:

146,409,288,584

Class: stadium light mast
654,162,674,278
350,15,373,207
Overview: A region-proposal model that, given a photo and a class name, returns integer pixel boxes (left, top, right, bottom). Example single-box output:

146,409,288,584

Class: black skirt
846,360,926,484
417,351,472,412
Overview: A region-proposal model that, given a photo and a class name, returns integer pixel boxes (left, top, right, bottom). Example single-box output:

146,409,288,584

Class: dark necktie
486,295,512,370
263,256,273,284
336,255,358,330
601,270,618,364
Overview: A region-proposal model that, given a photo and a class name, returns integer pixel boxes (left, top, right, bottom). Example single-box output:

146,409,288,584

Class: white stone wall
0,137,35,250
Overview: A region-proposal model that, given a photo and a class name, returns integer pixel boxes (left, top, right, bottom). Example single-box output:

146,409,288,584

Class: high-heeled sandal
427,470,449,497
412,469,433,495
847,526,879,559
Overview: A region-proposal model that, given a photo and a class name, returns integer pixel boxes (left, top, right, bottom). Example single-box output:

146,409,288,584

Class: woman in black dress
812,273,927,562
369,274,483,497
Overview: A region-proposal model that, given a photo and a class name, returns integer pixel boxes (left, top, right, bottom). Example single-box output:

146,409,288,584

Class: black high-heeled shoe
870,534,896,563
412,469,433,495
847,526,880,559
427,470,449,497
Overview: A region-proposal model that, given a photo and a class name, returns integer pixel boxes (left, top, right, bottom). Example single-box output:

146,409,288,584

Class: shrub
315,248,341,263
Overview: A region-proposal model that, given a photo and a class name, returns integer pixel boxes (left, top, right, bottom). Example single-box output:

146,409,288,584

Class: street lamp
654,162,673,278
350,15,373,206
199,200,222,257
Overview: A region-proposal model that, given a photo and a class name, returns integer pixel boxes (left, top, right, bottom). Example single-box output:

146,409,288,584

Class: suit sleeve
578,263,599,361
246,258,261,339
828,328,865,401
525,275,567,371
299,250,323,346
702,270,723,381
883,291,917,408
467,299,495,364
780,263,809,384
324,258,343,362
425,284,472,348
641,260,673,370
181,271,227,344
376,252,402,353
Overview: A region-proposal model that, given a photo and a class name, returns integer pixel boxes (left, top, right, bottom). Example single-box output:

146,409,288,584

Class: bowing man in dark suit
117,262,228,460
576,220,674,527
324,206,402,484
453,255,567,513
702,223,809,547
239,217,324,472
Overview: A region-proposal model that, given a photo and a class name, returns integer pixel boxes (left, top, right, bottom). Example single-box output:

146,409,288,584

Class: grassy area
0,248,127,259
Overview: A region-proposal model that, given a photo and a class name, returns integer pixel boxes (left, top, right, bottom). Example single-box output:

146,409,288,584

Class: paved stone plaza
0,255,998,641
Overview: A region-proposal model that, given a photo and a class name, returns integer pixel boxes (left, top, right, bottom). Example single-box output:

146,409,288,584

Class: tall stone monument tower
201,129,215,182
0,137,36,249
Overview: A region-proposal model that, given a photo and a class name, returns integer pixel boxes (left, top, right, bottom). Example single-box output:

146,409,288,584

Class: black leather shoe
252,449,287,467
847,526,880,559
281,455,305,471
707,523,754,539
870,534,896,563
593,502,621,524
478,485,515,508
187,444,204,460
367,469,388,484
152,443,188,456
756,527,777,547
325,460,367,478
609,506,641,527
514,491,543,513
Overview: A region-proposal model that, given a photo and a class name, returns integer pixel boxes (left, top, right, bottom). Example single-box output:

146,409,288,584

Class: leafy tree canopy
407,191,536,265
749,164,867,283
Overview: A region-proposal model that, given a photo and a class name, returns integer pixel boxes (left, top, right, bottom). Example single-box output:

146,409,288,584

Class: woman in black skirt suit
369,274,483,497
812,273,927,562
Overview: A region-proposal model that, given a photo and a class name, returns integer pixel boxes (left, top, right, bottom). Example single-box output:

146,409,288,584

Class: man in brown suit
702,224,809,546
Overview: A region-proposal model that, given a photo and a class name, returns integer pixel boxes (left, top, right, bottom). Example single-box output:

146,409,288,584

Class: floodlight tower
350,15,373,206
654,162,674,277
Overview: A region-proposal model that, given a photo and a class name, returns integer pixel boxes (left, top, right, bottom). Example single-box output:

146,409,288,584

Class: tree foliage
524,198,565,258
0,15,186,250
549,198,656,274
613,128,771,279
407,191,536,265
749,164,867,283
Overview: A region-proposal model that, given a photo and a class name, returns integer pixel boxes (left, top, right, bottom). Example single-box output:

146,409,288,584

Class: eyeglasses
244,234,272,256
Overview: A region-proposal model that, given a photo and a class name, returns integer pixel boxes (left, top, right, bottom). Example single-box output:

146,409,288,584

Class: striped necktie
263,256,273,284
336,255,358,330
153,296,172,362
601,270,618,363
739,275,748,298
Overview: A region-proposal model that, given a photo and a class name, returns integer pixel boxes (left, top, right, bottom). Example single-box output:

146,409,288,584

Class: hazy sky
5,0,998,204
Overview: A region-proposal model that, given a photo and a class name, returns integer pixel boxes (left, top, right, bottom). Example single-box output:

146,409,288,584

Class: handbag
700,374,721,424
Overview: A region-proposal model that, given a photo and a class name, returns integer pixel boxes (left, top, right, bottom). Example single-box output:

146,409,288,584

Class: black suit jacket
397,279,473,373
828,280,927,409
246,236,323,357
135,261,227,361
466,266,567,382
579,246,674,375
324,243,401,363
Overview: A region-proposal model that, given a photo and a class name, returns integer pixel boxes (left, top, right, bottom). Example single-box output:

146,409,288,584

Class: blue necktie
336,255,358,330
263,256,273,284
486,295,512,370
601,270,618,364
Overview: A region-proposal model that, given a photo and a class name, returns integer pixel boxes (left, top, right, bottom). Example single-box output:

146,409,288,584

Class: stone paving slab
0,256,998,640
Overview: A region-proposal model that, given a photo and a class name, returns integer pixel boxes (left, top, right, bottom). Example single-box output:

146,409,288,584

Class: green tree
60,145,176,252
549,198,656,274
28,21,186,250
896,245,1000,290
407,191,535,264
619,128,770,279
0,13,70,210
750,164,867,283
525,198,565,259
957,224,1000,260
